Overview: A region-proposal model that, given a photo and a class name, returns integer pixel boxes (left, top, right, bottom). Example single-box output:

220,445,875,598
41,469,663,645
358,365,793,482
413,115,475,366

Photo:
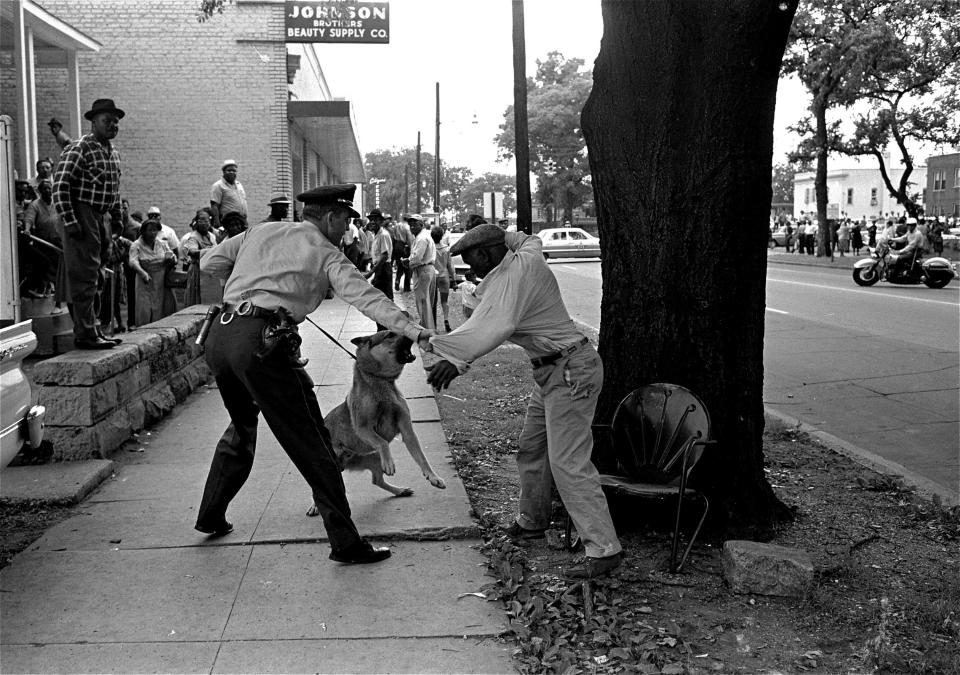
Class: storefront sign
285,1,389,43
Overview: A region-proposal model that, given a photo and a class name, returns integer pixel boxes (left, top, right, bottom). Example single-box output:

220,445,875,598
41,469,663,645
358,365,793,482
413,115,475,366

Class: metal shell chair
575,383,714,572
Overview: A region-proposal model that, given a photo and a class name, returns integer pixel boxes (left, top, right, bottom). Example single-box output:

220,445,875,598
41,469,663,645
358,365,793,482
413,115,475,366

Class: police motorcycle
852,241,955,289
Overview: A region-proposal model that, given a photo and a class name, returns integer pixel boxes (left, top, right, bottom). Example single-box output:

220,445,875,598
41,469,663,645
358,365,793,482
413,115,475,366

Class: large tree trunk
813,100,831,256
582,0,796,538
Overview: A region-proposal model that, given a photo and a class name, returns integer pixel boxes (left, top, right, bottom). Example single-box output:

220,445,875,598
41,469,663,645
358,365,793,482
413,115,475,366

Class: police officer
195,184,431,565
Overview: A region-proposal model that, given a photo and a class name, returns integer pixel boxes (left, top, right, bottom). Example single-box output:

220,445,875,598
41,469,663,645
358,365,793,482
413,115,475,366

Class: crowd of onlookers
15,151,475,338
770,211,956,258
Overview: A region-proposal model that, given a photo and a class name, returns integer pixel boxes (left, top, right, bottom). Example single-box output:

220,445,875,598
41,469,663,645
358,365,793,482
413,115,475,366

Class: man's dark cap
84,98,125,121
450,223,505,256
367,208,385,220
296,184,360,218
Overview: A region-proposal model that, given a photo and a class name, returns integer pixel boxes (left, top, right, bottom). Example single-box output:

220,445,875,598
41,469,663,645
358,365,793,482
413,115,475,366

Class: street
547,258,960,498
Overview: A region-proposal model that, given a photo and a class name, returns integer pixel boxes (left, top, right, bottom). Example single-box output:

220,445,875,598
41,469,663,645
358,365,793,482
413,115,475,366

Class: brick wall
1,0,292,236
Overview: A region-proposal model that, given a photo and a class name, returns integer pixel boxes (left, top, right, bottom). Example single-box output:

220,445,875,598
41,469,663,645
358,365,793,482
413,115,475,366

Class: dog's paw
381,456,396,476
394,487,414,497
306,503,320,517
425,473,446,489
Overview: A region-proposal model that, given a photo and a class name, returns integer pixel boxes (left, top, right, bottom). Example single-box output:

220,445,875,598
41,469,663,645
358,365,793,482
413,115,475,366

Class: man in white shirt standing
403,214,437,330
210,159,247,233
425,224,622,579
366,208,393,303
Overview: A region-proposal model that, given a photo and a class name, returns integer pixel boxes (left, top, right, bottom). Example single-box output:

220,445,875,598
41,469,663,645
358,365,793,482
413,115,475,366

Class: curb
0,459,116,505
764,406,957,507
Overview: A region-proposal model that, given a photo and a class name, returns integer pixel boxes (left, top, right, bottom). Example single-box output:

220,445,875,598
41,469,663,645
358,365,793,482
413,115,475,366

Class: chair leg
674,494,709,573
564,514,580,551
669,492,685,572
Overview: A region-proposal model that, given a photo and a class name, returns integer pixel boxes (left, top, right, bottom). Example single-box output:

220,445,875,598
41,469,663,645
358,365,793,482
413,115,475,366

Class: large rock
721,540,814,598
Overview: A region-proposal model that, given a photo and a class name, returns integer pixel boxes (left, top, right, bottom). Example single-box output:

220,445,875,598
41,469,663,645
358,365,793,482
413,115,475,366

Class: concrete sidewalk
0,299,514,674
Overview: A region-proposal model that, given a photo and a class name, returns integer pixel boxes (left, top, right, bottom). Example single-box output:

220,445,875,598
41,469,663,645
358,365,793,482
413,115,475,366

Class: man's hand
417,328,436,352
426,360,460,390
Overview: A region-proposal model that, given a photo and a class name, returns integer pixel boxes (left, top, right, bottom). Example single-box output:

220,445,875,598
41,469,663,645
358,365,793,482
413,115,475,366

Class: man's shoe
98,332,122,344
329,539,392,564
505,521,547,542
444,320,452,333
74,337,115,350
195,520,234,536
564,552,622,579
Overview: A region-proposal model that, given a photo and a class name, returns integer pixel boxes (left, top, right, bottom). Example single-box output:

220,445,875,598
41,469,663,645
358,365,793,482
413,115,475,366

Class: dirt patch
431,293,960,675
0,501,73,569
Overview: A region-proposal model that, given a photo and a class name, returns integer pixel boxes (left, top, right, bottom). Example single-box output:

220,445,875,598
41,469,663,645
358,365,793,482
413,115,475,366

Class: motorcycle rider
886,218,924,279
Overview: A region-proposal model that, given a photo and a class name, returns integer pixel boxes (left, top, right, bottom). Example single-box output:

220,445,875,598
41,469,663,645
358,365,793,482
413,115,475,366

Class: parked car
537,227,601,259
769,224,791,247
1,320,45,471
446,232,473,284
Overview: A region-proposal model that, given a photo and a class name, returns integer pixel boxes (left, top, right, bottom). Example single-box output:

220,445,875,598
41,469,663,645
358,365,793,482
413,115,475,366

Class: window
870,187,878,206
569,231,585,240
804,188,811,204
955,167,959,188
846,188,854,205
933,169,946,191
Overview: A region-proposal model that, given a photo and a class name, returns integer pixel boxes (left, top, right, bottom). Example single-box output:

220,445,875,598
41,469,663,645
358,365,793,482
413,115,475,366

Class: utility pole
404,164,409,215
415,132,422,214
434,82,440,216
512,0,532,234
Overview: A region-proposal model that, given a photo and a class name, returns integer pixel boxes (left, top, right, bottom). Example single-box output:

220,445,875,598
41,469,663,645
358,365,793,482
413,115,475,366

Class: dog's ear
351,336,370,347
367,331,390,347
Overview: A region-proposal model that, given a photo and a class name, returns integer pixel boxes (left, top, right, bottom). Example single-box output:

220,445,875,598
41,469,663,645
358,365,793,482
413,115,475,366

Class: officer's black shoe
329,539,391,564
75,336,116,350
195,520,234,536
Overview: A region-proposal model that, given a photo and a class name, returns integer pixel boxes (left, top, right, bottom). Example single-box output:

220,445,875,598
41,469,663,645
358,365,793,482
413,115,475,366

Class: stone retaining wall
32,307,212,462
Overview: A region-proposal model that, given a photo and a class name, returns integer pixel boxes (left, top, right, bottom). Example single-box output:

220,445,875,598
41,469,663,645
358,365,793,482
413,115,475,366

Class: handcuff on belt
219,300,273,324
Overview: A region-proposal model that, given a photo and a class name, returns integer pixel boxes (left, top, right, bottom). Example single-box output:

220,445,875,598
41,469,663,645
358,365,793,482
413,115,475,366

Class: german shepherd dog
307,331,446,516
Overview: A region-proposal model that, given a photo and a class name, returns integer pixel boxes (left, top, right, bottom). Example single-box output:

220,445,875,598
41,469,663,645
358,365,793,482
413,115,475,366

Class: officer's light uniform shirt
200,220,422,341
408,229,436,268
428,232,583,373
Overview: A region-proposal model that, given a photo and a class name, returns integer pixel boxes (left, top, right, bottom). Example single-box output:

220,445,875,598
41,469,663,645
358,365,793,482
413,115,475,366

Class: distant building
925,152,960,218
793,157,927,221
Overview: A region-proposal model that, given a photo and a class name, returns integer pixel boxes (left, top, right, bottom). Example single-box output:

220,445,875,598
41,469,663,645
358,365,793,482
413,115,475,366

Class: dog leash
303,315,357,360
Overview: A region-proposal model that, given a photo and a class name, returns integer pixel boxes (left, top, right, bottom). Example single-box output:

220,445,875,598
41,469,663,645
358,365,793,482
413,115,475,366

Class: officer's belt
530,337,590,368
219,301,280,324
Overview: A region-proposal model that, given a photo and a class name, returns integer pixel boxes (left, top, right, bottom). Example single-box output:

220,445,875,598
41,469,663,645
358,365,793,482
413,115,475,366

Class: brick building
925,152,960,218
1,0,364,235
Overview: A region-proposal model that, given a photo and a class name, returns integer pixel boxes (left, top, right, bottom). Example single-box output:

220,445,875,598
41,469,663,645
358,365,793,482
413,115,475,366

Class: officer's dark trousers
64,201,109,340
196,315,363,553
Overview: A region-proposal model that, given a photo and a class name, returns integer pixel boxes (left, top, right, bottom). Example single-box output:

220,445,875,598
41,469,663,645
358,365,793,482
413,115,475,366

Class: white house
793,156,927,221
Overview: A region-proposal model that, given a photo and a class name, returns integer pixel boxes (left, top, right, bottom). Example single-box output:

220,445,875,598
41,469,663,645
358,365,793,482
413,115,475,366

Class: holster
254,308,304,366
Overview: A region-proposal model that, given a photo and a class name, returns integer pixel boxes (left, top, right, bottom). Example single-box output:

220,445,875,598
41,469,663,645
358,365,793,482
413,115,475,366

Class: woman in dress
181,208,220,306
128,218,177,326
837,220,851,256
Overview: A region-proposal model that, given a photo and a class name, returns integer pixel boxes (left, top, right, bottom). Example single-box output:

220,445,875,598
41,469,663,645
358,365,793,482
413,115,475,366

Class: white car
537,227,601,259
447,232,471,284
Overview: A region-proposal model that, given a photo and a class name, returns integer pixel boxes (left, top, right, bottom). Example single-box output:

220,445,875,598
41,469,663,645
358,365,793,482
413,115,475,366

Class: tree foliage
460,173,517,222
363,147,476,219
496,52,593,223
784,0,960,223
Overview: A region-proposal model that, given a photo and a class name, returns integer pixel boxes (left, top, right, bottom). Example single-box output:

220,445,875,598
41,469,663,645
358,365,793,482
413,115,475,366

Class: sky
312,0,811,177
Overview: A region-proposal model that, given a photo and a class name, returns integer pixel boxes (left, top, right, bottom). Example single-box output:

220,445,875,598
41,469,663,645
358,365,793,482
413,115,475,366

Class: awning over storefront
0,0,100,178
288,100,365,184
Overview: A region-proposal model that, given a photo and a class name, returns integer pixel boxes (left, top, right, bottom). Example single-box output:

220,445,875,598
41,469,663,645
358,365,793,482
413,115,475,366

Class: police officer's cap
296,184,360,218
450,223,505,257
